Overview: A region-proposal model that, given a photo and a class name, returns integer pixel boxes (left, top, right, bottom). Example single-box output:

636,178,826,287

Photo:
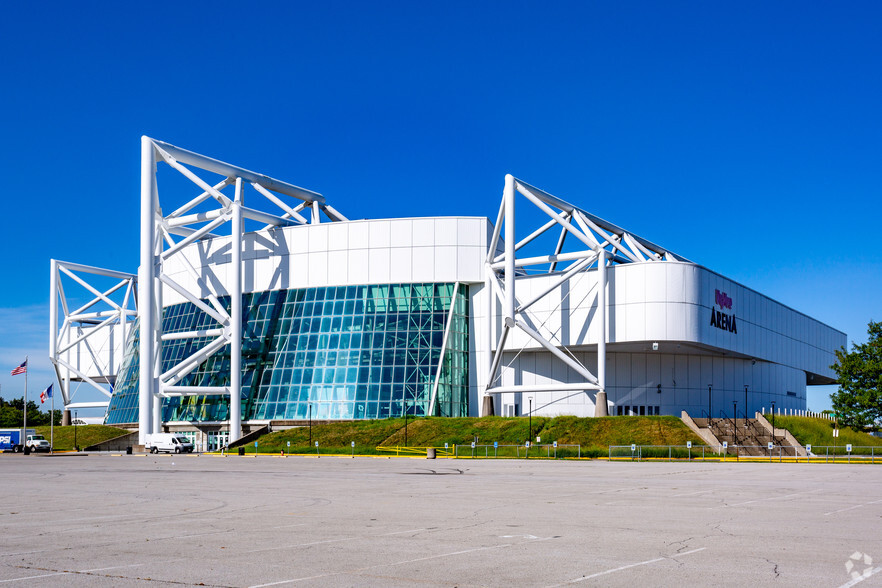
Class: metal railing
609,445,882,463
452,443,582,459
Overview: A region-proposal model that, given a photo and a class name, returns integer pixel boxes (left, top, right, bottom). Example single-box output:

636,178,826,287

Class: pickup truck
25,434,51,452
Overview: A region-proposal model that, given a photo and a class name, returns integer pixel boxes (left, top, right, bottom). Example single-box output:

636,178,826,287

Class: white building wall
498,261,844,381
495,350,807,419
162,217,492,302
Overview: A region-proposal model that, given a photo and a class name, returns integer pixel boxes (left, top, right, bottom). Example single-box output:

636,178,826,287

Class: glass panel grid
106,283,469,424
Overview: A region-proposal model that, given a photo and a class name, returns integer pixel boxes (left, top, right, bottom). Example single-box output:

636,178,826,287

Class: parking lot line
550,547,707,586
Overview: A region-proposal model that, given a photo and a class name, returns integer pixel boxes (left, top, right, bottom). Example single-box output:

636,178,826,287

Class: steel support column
595,248,608,416
229,178,243,443
138,136,156,445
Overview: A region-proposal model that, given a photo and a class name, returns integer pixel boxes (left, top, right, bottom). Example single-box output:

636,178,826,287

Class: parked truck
0,428,40,453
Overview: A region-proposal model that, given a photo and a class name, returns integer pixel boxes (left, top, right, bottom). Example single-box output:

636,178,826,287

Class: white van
146,433,194,454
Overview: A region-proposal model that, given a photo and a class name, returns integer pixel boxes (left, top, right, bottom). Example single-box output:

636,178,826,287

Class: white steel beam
160,336,229,386
486,383,599,394
159,275,229,326
513,319,598,384
161,386,231,397
167,178,233,219
428,282,460,416
251,182,310,224
595,249,608,416
54,358,114,398
490,249,597,270
151,138,324,204
139,135,157,444
161,329,225,341
65,401,111,409
516,255,597,314
229,178,243,443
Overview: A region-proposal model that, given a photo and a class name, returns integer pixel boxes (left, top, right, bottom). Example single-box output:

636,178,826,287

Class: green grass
764,415,882,454
238,415,703,458
33,425,130,451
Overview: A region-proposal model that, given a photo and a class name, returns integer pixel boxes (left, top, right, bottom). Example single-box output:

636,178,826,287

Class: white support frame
138,137,346,445
482,175,684,417
50,260,137,413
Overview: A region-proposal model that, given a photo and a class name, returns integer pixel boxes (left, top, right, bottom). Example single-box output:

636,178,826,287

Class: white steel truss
50,260,138,412
483,175,684,417
139,136,346,445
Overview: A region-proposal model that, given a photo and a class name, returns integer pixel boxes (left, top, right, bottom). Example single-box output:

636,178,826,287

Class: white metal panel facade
161,217,492,302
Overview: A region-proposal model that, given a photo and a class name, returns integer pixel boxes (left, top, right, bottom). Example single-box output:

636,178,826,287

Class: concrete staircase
681,411,805,457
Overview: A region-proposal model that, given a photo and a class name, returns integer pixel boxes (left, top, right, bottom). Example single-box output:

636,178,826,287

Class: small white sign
471,441,475,448
833,429,839,438
806,444,812,453
846,444,853,453
687,441,692,449
526,441,531,448
444,442,449,449
536,436,541,443
315,441,319,447
286,441,290,447
723,441,728,449
351,441,355,448
768,442,774,450
553,441,558,448
631,444,636,452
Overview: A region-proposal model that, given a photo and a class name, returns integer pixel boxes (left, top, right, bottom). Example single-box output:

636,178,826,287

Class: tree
0,397,61,427
831,321,882,431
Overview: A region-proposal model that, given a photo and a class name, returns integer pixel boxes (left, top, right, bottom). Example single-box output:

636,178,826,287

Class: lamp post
528,396,533,442
308,403,312,446
733,401,738,448
744,385,749,420
770,401,776,440
74,410,78,451
404,395,408,448
707,385,712,418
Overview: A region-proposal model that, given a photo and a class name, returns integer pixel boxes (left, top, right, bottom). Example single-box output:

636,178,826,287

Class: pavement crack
763,558,780,579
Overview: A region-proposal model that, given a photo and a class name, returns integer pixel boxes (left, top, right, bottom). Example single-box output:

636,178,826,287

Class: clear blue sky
1,2,880,414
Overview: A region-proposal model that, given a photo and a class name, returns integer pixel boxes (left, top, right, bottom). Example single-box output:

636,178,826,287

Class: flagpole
23,356,28,440
50,385,54,454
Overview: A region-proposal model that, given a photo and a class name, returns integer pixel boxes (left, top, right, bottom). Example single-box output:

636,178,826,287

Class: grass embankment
34,425,129,451
240,415,701,458
764,415,882,454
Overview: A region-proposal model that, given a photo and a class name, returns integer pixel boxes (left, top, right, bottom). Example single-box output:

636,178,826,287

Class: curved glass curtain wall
105,283,469,424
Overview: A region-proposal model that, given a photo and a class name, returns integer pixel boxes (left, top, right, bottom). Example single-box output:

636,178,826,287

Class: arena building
49,138,846,448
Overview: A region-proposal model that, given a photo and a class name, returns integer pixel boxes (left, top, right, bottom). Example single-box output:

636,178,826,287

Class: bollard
126,446,133,455
238,447,245,456
427,447,436,459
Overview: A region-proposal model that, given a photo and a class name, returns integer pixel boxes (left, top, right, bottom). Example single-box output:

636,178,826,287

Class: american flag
11,360,27,376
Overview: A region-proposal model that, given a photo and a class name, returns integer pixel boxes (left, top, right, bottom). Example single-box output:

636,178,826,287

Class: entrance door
207,431,230,452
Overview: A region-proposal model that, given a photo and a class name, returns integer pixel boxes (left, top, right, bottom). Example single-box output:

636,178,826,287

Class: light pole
733,401,738,448
74,410,78,451
770,400,776,441
744,385,749,420
528,396,533,442
308,403,312,446
404,394,408,447
708,385,712,418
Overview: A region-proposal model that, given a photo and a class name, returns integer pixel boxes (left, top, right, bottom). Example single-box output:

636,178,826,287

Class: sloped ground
243,415,702,456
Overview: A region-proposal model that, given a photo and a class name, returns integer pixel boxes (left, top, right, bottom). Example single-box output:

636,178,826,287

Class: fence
609,445,882,463
453,443,582,459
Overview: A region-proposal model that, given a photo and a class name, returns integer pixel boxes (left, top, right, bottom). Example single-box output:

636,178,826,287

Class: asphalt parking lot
0,454,880,587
